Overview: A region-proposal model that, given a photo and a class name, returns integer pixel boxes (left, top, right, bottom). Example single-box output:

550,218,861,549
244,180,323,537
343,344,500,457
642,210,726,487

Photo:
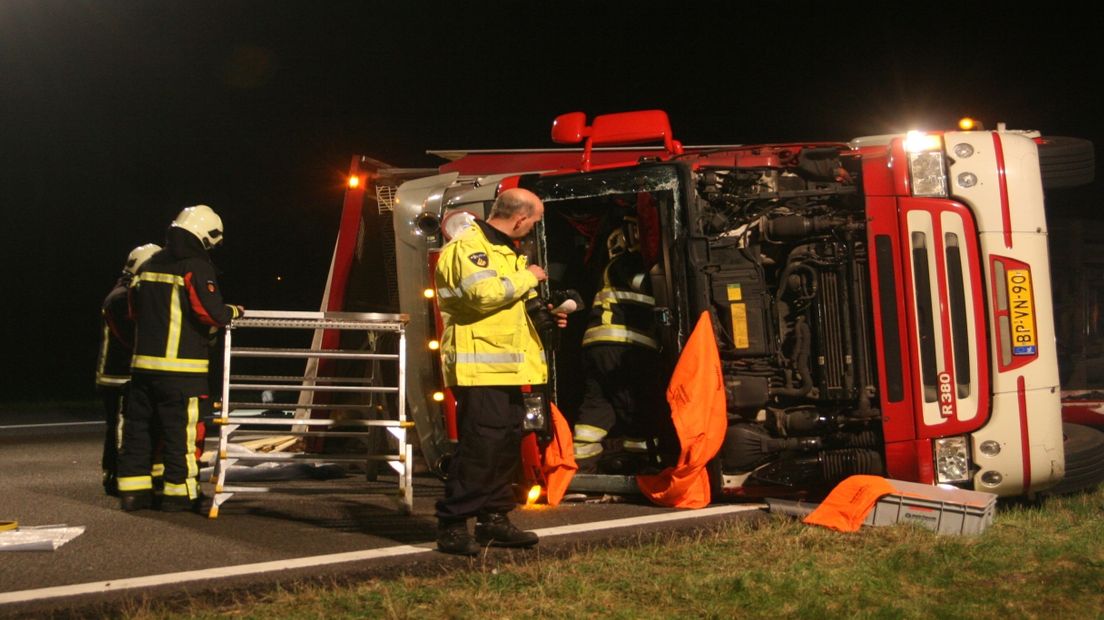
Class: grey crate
862,479,997,535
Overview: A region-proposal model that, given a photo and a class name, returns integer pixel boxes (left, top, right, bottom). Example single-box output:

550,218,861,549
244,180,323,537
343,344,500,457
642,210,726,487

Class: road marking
0,421,103,430
0,504,764,605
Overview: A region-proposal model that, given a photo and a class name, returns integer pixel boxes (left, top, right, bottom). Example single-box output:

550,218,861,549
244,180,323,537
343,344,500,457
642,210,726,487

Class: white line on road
0,421,103,430
0,504,763,606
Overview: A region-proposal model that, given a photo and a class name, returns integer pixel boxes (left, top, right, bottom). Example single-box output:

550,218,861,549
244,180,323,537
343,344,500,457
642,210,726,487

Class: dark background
2,1,1101,400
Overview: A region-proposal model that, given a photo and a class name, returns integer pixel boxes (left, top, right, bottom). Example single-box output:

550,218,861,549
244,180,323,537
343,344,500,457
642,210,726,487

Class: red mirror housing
551,112,589,144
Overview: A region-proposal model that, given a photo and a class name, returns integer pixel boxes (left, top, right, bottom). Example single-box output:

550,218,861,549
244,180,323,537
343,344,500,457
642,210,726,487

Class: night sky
3,2,1101,400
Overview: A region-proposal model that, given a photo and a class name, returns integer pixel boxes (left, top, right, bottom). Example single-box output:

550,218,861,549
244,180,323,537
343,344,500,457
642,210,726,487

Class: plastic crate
862,479,997,535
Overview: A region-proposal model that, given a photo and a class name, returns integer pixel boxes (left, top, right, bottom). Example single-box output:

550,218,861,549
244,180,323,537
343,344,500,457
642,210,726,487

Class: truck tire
1041,423,1104,496
1038,136,1095,189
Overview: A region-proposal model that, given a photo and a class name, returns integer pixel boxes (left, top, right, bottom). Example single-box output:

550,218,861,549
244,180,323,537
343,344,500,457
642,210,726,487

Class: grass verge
124,486,1104,619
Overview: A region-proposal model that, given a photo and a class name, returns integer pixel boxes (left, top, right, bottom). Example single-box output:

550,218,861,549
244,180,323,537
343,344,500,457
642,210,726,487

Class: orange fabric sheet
803,475,898,532
542,403,578,506
637,312,728,508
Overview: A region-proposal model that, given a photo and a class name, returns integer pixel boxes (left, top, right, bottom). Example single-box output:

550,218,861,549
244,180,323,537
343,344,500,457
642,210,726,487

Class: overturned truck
328,110,1097,500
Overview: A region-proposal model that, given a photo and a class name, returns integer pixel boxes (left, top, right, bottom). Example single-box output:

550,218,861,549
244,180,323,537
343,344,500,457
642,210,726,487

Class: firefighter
573,218,663,473
117,205,242,512
434,187,564,555
96,243,160,496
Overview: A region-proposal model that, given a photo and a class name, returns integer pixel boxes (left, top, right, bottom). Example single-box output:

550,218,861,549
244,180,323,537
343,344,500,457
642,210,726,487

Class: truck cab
333,110,1089,499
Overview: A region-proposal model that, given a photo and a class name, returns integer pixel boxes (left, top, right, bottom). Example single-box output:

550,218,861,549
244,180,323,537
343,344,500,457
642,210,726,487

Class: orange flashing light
347,175,362,189
526,485,542,505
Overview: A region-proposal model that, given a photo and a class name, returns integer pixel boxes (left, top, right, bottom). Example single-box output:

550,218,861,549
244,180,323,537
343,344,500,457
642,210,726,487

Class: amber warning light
347,175,362,189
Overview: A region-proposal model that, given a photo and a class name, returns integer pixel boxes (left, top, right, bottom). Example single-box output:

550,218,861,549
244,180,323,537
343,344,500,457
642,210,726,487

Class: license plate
1006,269,1037,356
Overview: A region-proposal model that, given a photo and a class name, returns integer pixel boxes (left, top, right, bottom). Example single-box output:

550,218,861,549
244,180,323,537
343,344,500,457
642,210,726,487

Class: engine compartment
691,149,886,493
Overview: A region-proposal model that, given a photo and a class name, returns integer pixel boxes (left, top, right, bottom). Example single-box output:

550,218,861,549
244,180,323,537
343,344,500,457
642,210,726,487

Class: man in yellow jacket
435,187,555,555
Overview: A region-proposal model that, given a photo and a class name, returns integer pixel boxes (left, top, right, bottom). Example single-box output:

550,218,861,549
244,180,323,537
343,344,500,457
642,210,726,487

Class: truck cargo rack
208,309,412,518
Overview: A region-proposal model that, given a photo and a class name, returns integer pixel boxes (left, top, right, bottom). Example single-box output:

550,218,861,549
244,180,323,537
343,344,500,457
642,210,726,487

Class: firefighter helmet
123,243,161,275
606,216,640,258
172,204,224,249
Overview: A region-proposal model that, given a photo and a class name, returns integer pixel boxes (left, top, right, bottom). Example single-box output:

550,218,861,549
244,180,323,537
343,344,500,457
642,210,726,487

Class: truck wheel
1038,136,1095,189
1041,423,1104,496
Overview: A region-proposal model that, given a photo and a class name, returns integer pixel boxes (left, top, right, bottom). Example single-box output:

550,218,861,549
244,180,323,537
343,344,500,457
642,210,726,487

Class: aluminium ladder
208,309,412,517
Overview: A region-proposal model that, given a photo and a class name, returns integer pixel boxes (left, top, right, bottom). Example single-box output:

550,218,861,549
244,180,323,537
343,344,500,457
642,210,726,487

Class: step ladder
208,309,412,518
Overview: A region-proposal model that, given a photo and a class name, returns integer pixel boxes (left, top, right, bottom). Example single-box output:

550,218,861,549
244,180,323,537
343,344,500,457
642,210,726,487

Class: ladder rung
225,402,385,410
229,374,385,385
228,384,399,393
231,347,399,360
227,454,402,463
214,417,412,428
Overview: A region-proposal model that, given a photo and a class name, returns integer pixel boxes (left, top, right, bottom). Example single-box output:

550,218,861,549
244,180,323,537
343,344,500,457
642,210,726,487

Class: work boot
102,472,119,497
159,495,196,513
475,512,539,548
437,519,480,556
119,491,153,512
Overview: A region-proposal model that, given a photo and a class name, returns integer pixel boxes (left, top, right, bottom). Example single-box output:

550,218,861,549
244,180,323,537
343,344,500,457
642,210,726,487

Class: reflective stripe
137,272,185,286
163,482,189,497
118,476,152,492
96,375,130,387
455,352,525,365
460,269,497,290
574,442,604,459
623,438,651,453
166,279,183,359
185,397,199,480
501,277,515,299
582,326,659,349
132,355,209,373
573,424,608,443
437,286,461,299
595,290,655,305
150,463,165,478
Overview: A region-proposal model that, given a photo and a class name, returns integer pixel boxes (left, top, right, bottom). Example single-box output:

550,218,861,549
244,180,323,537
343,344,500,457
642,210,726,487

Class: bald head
488,188,545,239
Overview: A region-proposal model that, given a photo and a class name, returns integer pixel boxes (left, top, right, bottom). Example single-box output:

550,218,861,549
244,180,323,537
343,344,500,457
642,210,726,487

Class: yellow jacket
435,222,547,387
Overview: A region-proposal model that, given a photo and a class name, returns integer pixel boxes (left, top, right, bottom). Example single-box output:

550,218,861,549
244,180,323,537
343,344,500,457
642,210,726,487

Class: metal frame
208,310,412,517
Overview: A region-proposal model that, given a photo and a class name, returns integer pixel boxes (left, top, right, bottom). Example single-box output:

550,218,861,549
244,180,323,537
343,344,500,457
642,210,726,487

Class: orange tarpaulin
803,475,898,532
542,403,578,506
637,312,728,508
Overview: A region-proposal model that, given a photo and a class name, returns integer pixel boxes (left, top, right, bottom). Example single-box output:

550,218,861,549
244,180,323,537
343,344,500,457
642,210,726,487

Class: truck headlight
904,131,948,198
934,436,971,483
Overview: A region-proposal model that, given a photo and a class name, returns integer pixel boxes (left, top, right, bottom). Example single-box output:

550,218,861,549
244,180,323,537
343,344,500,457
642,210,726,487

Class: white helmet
123,243,161,275
172,204,224,249
607,216,640,259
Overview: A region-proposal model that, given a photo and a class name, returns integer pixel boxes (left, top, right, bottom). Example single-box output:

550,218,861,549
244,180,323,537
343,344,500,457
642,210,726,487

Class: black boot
102,472,119,497
119,491,152,512
475,513,539,548
437,519,480,556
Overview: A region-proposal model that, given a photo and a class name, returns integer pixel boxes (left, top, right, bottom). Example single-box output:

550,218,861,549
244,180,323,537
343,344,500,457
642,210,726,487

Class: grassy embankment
130,486,1104,619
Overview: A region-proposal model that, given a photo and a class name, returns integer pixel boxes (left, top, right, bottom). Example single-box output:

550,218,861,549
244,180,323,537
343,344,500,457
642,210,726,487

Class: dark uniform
95,275,133,495
117,227,239,510
574,248,662,471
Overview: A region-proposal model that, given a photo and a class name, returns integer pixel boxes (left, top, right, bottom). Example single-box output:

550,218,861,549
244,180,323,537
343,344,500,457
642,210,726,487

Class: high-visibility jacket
436,221,547,387
130,228,240,376
583,251,658,349
96,276,133,387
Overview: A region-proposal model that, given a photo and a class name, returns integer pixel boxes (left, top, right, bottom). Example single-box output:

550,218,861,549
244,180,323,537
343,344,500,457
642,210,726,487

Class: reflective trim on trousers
573,423,608,443
118,475,152,492
582,327,659,349
574,441,604,459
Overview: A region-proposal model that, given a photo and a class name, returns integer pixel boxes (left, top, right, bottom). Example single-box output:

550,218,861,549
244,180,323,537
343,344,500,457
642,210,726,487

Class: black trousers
117,373,207,500
576,344,661,437
435,385,525,521
98,386,125,477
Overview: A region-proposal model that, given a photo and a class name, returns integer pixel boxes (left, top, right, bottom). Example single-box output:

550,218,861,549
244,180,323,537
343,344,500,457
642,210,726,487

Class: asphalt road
0,406,765,616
